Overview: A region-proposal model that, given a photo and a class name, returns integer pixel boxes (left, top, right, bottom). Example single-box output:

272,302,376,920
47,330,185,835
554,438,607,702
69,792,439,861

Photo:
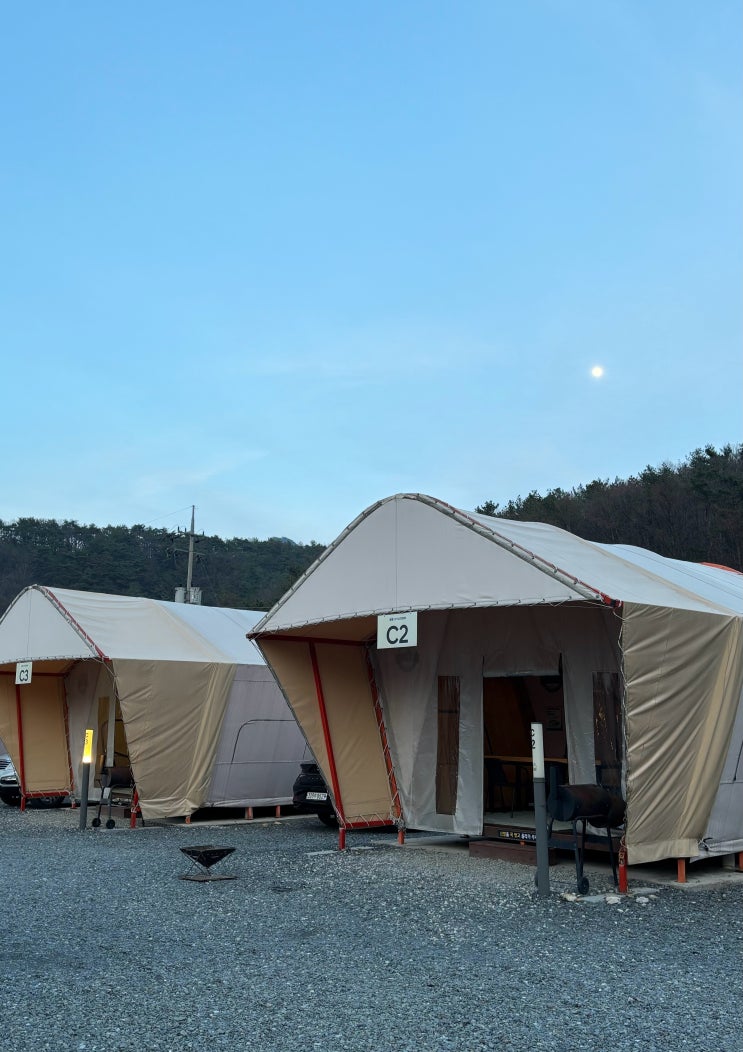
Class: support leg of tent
676,858,687,884
129,789,140,828
185,815,192,825
275,805,281,818
737,851,743,872
245,806,254,820
309,641,346,840
15,683,28,812
364,648,404,828
397,828,406,846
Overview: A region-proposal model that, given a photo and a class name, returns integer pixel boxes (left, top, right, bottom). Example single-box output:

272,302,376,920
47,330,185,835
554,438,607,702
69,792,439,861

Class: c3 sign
15,661,33,685
377,612,418,650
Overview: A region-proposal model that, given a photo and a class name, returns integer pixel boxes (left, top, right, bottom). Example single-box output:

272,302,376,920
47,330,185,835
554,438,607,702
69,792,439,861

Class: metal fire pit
547,784,626,894
179,845,236,882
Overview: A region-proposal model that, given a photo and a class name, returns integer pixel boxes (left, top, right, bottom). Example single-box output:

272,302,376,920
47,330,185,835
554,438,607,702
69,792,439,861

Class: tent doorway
483,674,567,815
593,672,624,792
96,694,130,788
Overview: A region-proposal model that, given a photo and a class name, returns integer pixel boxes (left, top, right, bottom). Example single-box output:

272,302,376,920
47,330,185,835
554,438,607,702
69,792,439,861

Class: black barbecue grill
547,783,626,894
91,765,134,829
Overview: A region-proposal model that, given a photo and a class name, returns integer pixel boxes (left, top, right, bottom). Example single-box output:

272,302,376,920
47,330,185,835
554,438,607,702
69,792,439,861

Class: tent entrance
483,675,567,815
592,672,624,792
95,694,130,788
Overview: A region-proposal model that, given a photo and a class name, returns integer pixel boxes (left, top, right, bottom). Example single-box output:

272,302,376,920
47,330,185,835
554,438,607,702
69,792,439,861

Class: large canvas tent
0,586,310,819
252,493,743,866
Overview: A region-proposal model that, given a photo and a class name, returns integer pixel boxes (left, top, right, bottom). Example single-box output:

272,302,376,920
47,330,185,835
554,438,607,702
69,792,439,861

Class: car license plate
306,791,328,802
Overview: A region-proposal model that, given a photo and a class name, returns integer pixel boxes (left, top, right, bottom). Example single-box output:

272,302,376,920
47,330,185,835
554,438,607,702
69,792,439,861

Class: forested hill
477,444,743,572
0,444,740,615
0,522,326,615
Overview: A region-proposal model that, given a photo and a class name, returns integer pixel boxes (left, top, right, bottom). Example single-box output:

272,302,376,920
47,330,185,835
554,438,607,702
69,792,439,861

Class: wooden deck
469,811,621,865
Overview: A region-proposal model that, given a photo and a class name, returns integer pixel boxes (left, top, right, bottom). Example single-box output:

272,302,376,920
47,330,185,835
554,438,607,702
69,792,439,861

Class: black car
292,761,337,826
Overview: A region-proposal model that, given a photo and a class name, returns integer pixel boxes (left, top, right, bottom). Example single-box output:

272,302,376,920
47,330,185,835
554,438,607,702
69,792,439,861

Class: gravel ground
1,806,741,1052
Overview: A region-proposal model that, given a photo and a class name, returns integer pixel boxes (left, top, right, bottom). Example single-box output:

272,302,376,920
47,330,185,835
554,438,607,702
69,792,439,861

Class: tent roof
254,493,743,635
0,586,266,665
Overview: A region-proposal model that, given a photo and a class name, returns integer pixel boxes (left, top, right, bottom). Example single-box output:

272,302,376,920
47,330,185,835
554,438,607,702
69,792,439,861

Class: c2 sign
377,612,418,650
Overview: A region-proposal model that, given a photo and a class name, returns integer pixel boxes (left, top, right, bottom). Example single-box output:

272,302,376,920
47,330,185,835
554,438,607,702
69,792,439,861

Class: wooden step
469,835,558,865
476,820,621,863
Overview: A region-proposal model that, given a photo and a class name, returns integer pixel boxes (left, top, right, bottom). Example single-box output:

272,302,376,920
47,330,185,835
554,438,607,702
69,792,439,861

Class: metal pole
79,763,90,830
79,729,93,831
531,722,550,898
186,505,195,597
308,642,346,847
15,683,27,812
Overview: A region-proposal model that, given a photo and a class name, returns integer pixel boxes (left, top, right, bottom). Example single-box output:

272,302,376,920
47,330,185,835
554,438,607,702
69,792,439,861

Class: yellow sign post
79,729,94,831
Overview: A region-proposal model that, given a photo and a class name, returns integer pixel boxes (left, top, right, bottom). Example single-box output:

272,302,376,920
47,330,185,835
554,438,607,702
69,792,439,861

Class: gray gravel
1,806,741,1052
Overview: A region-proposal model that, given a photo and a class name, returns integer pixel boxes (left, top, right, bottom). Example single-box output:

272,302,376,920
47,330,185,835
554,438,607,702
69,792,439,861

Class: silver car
0,752,21,806
0,752,68,808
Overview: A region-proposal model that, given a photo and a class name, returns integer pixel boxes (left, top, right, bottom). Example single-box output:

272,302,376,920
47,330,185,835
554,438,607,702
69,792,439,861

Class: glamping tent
0,586,310,819
252,493,743,867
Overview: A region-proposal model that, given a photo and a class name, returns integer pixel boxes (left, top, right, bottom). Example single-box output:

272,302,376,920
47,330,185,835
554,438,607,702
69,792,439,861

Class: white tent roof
0,586,265,666
254,494,742,634
0,586,279,820
251,493,743,864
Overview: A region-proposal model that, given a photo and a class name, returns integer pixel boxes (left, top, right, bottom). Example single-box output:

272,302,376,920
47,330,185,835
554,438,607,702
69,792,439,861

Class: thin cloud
228,329,506,381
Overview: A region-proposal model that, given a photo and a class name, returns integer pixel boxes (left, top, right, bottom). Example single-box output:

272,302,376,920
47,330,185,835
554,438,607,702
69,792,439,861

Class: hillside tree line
0,520,326,615
0,444,740,614
477,444,743,571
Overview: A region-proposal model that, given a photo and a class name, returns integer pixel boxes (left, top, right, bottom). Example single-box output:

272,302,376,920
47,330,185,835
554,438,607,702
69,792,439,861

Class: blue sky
1,2,740,544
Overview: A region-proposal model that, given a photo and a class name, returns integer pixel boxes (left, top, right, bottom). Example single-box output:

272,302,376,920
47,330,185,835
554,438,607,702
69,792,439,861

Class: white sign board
530,722,545,780
377,612,418,650
15,661,33,686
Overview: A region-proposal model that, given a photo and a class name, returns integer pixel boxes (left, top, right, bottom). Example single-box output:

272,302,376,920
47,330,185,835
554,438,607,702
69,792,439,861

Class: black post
79,728,94,831
531,722,550,898
79,762,90,830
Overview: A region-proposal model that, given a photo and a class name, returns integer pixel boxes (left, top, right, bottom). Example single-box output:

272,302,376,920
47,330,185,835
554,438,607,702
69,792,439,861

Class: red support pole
398,828,406,846
129,789,140,828
15,684,27,812
309,642,346,845
737,851,743,872
677,858,687,884
364,648,403,830
61,678,75,805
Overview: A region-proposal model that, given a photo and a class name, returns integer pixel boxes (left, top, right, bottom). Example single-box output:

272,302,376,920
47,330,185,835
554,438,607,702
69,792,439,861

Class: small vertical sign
82,729,94,765
15,662,32,685
530,721,545,779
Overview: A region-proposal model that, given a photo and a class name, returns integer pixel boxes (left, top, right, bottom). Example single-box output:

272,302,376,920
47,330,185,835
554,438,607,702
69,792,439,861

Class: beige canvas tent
252,493,743,867
0,586,310,819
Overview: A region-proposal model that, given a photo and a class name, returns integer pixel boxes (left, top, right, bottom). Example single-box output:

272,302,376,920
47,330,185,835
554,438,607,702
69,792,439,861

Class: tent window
593,672,623,791
436,675,460,815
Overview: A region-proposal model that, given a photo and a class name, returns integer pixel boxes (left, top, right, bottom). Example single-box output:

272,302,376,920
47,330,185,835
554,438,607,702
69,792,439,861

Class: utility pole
171,505,202,604
186,505,195,596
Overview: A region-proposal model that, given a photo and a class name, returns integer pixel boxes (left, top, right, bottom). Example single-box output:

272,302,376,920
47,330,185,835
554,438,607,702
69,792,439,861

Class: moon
591,365,604,378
